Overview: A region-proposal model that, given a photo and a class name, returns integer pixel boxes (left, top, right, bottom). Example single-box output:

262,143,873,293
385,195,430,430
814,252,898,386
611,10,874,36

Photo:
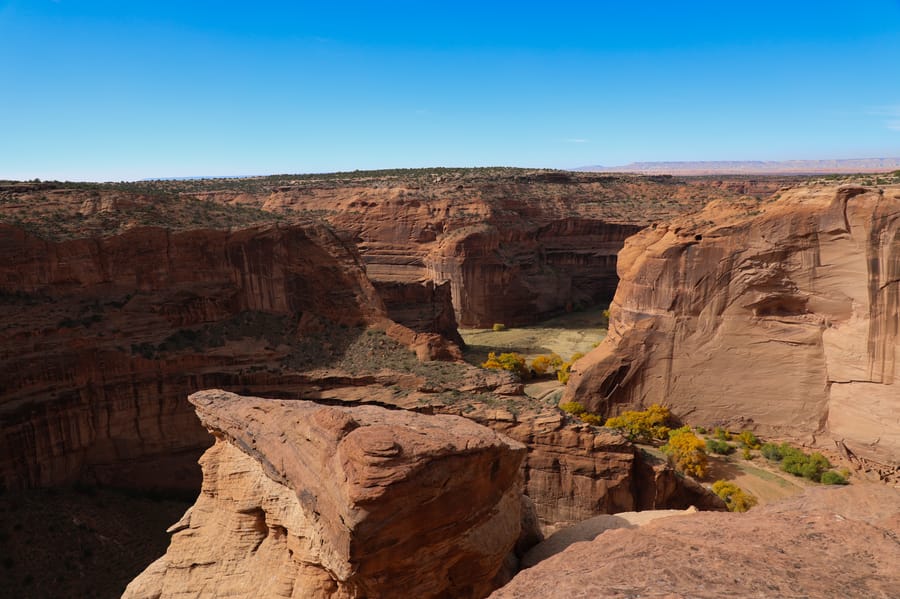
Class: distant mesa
576,157,900,175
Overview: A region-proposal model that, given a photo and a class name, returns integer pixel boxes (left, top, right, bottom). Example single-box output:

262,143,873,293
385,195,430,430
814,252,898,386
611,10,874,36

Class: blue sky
2,1,899,181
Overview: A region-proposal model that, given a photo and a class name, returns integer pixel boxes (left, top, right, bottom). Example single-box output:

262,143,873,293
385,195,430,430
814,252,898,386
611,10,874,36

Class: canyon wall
566,185,900,468
124,390,527,599
198,172,774,326
0,222,386,491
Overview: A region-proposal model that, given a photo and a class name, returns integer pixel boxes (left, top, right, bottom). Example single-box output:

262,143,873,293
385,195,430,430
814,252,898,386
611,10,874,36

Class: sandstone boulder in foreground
567,184,900,469
124,390,527,599
491,484,900,599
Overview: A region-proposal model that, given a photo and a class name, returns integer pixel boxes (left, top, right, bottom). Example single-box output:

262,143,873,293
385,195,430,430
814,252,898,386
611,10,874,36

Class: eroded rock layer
0,222,386,491
566,185,900,467
185,171,783,326
124,390,526,599
490,484,900,599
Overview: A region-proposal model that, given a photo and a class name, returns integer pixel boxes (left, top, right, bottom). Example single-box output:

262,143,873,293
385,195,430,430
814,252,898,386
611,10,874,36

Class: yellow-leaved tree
604,404,672,442
662,426,708,478
481,352,529,379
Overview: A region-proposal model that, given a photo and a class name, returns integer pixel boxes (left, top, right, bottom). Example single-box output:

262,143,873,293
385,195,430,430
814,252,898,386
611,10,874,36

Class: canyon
1,170,898,598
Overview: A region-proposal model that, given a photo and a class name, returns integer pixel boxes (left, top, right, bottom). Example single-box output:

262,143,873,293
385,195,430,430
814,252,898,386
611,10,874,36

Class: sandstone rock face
428,219,641,327
463,409,724,528
520,508,696,568
566,185,900,468
0,223,387,491
373,278,464,346
124,390,527,599
200,172,778,326
490,484,900,599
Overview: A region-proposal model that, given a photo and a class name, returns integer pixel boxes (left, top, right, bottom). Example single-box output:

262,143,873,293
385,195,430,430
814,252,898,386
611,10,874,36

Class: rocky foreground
491,484,900,599
124,390,531,599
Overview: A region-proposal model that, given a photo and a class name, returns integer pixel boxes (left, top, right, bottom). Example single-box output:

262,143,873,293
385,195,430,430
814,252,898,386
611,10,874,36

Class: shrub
481,352,528,378
714,427,732,441
580,413,603,426
556,352,585,384
559,401,588,416
706,438,735,455
695,425,707,434
742,447,752,460
492,323,506,332
820,471,849,485
663,426,708,478
738,431,761,449
712,480,758,512
531,353,563,376
760,442,784,461
763,442,831,482
605,404,673,442
782,450,830,482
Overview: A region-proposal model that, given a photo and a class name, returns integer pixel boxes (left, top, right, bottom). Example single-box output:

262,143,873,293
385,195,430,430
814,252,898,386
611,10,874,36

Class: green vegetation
604,404,673,442
760,442,846,483
820,471,849,485
492,323,507,332
662,426,708,478
712,480,758,512
705,438,735,455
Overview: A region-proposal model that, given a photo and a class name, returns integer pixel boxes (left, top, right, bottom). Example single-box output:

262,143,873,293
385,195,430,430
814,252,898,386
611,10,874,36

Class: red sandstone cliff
192,171,779,326
0,222,387,491
565,184,900,471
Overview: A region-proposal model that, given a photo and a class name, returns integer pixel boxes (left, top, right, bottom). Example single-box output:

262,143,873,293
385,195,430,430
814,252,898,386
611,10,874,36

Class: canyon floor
460,304,609,366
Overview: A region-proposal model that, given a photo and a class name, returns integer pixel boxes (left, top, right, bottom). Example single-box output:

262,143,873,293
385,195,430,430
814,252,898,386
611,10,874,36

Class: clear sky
2,1,899,181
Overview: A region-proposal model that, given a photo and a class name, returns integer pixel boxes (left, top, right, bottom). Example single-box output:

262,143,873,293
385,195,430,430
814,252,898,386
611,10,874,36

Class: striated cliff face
565,185,900,468
491,484,900,599
124,390,527,599
0,222,388,491
373,278,464,346
428,219,641,327
194,172,778,327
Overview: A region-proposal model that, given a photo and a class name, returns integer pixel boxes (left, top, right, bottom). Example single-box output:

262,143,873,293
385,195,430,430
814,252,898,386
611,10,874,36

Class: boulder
124,390,527,599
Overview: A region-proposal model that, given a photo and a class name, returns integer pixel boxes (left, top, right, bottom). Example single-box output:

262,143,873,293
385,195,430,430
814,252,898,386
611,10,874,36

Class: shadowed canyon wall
0,222,386,491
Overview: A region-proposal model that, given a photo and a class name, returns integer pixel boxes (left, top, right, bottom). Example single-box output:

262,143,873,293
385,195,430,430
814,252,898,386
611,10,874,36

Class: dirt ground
460,306,608,401
705,456,810,504
459,305,608,366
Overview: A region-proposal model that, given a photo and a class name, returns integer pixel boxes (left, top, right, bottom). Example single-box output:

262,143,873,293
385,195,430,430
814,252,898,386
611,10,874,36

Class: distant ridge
575,158,900,175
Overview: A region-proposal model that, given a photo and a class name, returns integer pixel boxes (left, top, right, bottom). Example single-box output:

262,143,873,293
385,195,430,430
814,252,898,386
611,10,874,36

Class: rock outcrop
490,484,900,599
0,222,388,491
124,390,527,599
566,184,900,468
468,409,723,529
373,278,464,346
